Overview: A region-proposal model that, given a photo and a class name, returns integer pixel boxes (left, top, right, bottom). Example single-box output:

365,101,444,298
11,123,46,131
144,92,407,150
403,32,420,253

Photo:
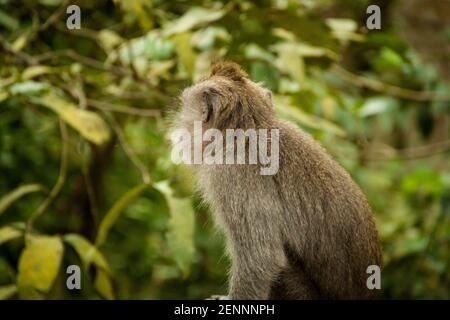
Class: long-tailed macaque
173,61,382,299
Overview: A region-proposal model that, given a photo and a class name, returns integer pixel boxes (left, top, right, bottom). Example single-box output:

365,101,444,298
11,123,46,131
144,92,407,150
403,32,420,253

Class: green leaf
0,284,17,300
163,7,225,36
245,43,276,63
192,26,230,51
0,9,19,30
359,96,399,117
141,34,174,60
94,268,114,300
392,230,429,259
116,32,174,76
401,166,444,197
377,47,404,70
17,235,64,299
32,93,111,145
0,184,45,216
155,181,195,278
9,81,51,95
250,62,279,92
96,183,150,247
0,226,23,245
63,234,109,272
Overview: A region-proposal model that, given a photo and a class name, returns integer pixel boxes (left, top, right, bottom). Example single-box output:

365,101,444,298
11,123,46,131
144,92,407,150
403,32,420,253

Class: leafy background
0,0,449,299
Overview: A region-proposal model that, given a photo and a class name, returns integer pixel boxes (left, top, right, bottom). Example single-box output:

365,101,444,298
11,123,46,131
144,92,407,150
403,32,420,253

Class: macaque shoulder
275,120,352,185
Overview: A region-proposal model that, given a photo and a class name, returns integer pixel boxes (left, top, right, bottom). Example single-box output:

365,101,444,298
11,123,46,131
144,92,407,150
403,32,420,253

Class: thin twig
4,43,168,102
36,49,166,92
399,140,450,159
66,75,99,223
38,0,70,32
0,34,37,65
27,120,69,233
103,112,151,184
0,1,68,64
54,21,99,40
125,40,140,81
59,84,161,118
46,49,132,77
331,64,450,102
87,99,161,117
62,72,87,109
365,140,450,161
80,144,100,227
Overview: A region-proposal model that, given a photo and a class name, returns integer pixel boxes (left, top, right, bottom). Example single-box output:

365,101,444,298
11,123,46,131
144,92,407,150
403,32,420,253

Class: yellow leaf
63,233,109,272
0,284,17,300
11,33,28,51
95,269,114,300
98,29,123,51
17,235,64,299
275,95,346,137
325,18,364,43
32,93,110,145
64,234,114,299
113,0,153,31
22,66,53,80
0,226,22,245
322,96,335,120
0,90,9,103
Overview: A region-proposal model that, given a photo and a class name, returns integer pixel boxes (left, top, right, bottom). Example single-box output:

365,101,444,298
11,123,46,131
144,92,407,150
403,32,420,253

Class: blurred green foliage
0,0,449,299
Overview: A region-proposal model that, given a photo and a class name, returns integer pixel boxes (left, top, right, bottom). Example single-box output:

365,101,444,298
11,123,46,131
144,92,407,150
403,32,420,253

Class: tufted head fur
209,61,248,81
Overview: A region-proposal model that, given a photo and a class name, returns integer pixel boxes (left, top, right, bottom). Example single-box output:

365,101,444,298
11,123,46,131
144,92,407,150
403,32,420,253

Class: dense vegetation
0,0,449,299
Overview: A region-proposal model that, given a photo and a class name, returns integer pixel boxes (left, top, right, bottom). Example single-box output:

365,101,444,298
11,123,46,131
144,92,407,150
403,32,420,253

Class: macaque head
178,61,275,131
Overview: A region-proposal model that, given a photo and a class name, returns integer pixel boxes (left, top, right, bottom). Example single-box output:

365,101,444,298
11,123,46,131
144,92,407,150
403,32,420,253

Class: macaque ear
202,89,219,123
266,90,274,108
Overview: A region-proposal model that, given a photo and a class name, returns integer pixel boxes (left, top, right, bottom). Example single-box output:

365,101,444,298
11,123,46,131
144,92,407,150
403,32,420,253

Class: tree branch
0,34,37,66
365,140,450,161
331,64,450,102
103,112,151,184
87,99,161,117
